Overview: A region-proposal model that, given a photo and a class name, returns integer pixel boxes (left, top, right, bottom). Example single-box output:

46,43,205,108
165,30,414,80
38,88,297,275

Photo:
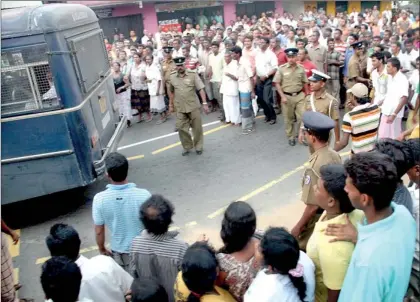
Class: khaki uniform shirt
306,43,328,72
273,63,308,93
169,70,205,113
301,146,341,206
347,53,367,88
162,59,176,83
305,91,340,120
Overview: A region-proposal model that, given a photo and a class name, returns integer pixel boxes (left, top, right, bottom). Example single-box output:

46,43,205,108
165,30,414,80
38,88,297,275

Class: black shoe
182,150,190,156
289,139,296,146
196,150,203,155
269,120,276,125
127,120,131,127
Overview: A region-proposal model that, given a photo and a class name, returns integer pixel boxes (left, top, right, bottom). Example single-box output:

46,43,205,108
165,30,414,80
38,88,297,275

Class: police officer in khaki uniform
291,111,342,251
162,46,176,95
346,41,369,111
168,57,209,156
299,70,340,153
274,48,310,146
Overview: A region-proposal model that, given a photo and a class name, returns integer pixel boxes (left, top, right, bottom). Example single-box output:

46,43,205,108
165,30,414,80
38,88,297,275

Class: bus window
1,44,61,117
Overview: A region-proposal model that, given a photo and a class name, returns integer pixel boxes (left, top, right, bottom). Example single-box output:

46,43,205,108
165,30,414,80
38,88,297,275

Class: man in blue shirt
337,152,416,302
342,34,358,78
92,152,151,271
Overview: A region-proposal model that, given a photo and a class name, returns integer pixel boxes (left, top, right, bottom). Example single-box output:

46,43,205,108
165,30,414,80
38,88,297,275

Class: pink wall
275,0,284,15
112,3,158,33
223,1,236,26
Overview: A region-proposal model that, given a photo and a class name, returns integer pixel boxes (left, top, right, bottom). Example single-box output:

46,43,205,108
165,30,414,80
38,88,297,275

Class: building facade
65,0,393,39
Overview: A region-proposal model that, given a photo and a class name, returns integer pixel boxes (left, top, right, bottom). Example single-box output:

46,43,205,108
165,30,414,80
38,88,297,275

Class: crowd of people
1,5,420,302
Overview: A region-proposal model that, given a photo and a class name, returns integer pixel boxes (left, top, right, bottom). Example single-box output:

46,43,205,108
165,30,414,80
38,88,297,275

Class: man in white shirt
46,223,133,302
370,52,389,105
208,41,225,121
141,29,149,45
255,36,279,124
391,41,410,76
181,36,198,58
172,38,183,58
231,46,255,134
403,38,419,79
378,57,409,139
154,25,164,50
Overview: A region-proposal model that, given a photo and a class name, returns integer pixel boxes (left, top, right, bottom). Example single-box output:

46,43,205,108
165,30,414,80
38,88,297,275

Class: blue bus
1,4,126,204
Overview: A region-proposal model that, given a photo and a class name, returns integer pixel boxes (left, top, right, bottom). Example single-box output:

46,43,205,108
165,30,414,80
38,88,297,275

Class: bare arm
95,225,112,256
327,289,341,302
334,132,350,152
292,204,319,237
1,219,19,244
393,96,408,116
334,120,340,142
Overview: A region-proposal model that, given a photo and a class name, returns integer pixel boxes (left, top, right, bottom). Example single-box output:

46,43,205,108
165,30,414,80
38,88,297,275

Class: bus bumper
93,116,127,176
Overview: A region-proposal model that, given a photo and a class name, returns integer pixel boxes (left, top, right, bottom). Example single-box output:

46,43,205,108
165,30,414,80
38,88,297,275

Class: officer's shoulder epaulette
170,70,177,75
186,69,196,73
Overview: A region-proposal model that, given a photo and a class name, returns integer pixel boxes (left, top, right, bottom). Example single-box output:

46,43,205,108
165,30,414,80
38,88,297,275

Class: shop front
235,1,276,19
155,0,224,33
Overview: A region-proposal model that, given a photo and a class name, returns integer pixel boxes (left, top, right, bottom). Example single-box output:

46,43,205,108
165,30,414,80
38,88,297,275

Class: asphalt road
2,110,350,301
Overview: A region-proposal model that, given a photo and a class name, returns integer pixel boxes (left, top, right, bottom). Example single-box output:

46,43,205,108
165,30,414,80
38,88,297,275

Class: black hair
370,51,386,63
46,224,81,261
404,38,414,45
349,33,359,41
210,41,220,48
374,44,385,51
296,38,306,45
261,227,306,302
361,24,369,30
260,36,270,44
182,242,218,302
392,41,402,49
373,35,382,40
344,152,398,211
324,27,332,33
140,194,174,235
41,256,82,302
105,152,128,182
219,201,256,254
312,31,321,38
375,139,412,179
327,37,334,43
355,96,370,105
405,138,420,166
130,278,168,302
387,57,401,71
334,28,343,35
230,46,242,56
319,164,355,213
307,129,330,143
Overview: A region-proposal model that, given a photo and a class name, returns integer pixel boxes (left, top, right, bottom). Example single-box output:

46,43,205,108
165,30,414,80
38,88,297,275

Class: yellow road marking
13,268,19,284
36,244,110,265
169,226,181,231
127,154,145,161
185,221,197,227
7,230,20,258
151,124,231,155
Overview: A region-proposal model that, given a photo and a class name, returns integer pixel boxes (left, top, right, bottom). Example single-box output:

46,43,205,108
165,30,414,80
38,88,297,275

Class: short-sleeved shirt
382,71,409,117
169,70,205,113
273,63,308,93
306,91,339,120
306,210,364,302
208,52,224,82
92,183,151,253
298,60,317,78
306,43,327,72
301,146,342,206
347,53,367,87
327,50,341,80
162,59,176,83
342,103,381,154
338,203,417,302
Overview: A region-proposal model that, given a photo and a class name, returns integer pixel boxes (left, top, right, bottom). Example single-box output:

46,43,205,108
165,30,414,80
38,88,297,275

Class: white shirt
141,35,149,45
409,70,419,108
255,48,278,77
172,47,183,58
76,255,133,302
405,49,419,79
371,67,388,105
244,251,315,302
392,51,410,75
220,60,238,96
208,52,224,83
237,57,254,93
130,62,148,91
382,71,409,117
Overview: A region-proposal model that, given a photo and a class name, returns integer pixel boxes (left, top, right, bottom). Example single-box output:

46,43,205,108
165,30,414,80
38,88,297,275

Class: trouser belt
283,91,303,96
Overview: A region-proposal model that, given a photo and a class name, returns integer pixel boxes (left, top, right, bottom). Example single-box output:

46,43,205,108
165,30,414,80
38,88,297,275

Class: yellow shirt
174,272,236,302
306,210,364,302
410,124,420,139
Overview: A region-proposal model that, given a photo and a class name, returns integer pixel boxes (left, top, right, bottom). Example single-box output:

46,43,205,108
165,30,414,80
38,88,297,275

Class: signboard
94,8,113,19
155,0,222,13
158,19,182,33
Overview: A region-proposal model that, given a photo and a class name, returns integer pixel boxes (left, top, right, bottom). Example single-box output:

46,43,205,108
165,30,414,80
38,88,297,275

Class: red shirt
185,56,199,70
298,60,317,78
273,48,288,66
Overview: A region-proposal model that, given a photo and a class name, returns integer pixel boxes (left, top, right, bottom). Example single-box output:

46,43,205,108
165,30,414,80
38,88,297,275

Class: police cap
350,41,365,49
173,56,186,66
162,46,174,53
302,111,335,132
308,70,331,82
285,48,299,57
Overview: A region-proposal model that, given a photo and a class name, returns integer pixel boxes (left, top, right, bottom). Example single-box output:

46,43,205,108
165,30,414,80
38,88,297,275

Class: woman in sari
112,61,132,127
130,53,152,122
145,54,167,124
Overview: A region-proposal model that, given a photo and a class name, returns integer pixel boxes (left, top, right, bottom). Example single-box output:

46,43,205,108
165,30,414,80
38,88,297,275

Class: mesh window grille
1,44,60,116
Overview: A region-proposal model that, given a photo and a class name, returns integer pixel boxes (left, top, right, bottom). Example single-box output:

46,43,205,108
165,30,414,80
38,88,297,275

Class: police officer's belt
283,90,303,96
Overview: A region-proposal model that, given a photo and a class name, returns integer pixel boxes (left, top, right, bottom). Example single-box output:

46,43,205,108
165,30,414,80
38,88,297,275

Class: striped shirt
92,183,151,253
342,103,381,154
129,230,188,302
342,103,381,153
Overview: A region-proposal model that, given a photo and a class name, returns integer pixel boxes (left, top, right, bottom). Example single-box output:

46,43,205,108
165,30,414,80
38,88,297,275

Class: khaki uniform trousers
176,108,203,151
281,92,306,139
297,213,321,251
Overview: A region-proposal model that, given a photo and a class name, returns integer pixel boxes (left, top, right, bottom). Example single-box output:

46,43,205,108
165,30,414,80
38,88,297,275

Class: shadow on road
1,177,107,229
